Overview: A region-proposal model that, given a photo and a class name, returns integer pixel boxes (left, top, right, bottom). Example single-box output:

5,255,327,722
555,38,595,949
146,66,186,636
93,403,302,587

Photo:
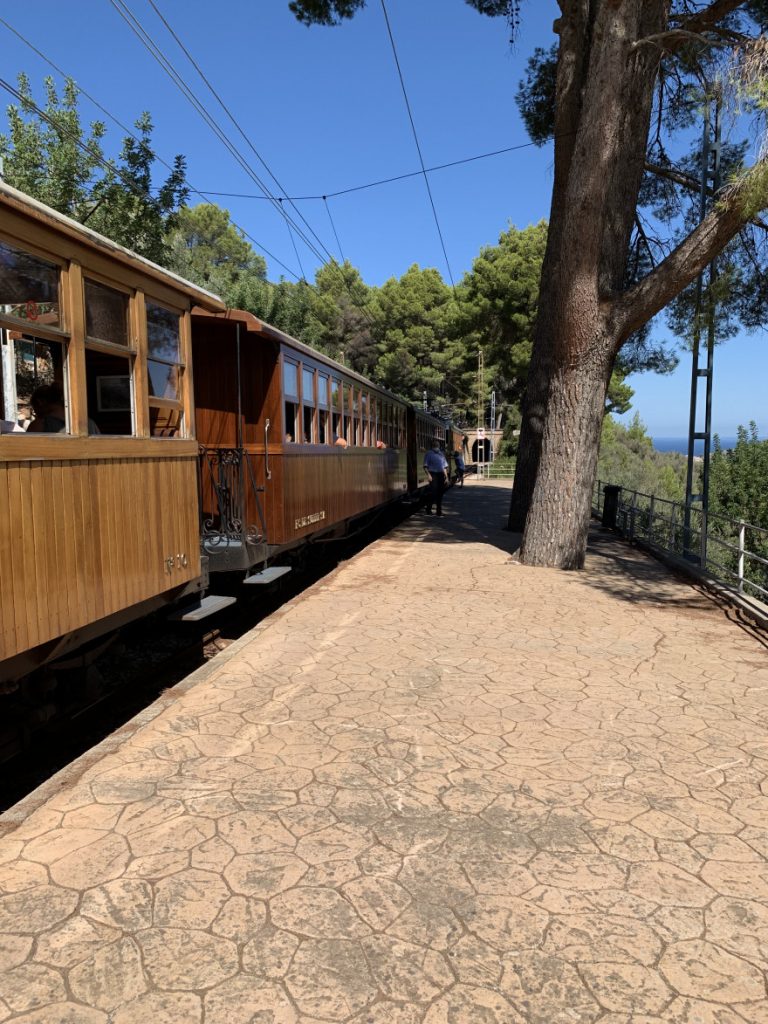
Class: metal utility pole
477,350,486,474
684,93,721,564
490,389,496,464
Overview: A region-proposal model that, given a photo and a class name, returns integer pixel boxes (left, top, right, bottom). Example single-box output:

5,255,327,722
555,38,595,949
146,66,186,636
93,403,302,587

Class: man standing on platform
423,440,449,516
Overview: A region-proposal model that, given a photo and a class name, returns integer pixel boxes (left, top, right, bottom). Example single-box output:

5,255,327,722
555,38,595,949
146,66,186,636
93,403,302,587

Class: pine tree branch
614,160,768,342
644,160,768,229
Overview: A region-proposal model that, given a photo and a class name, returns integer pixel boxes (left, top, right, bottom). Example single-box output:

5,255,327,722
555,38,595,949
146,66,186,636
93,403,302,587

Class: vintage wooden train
0,182,462,684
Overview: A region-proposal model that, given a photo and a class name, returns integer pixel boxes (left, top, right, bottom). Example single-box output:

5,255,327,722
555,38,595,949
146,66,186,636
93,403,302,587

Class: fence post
649,494,655,543
738,520,745,594
602,485,621,530
669,503,677,552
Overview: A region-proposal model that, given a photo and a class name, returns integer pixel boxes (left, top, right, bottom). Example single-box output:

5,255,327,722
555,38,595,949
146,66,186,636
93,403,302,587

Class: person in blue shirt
423,440,449,516
453,449,466,487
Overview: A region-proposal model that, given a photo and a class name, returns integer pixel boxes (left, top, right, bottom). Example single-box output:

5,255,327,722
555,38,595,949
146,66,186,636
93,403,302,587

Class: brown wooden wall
241,447,407,547
0,442,200,665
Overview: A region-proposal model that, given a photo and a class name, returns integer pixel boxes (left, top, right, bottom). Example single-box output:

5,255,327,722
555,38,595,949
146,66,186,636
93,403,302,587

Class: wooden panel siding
0,455,200,664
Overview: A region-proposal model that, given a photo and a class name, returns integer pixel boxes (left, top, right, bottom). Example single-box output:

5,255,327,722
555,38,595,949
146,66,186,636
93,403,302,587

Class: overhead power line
379,0,456,290
108,0,376,325
197,138,549,202
0,15,301,280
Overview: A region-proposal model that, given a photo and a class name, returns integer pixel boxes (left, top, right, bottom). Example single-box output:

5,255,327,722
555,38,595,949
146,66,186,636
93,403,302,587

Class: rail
592,479,768,604
199,447,267,566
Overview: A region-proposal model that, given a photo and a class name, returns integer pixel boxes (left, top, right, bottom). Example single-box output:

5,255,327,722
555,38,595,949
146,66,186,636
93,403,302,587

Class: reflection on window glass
86,350,133,436
146,303,180,362
342,384,351,441
0,240,60,329
148,359,179,400
150,405,181,437
331,378,340,410
283,360,298,398
318,374,329,408
302,368,314,405
85,280,128,346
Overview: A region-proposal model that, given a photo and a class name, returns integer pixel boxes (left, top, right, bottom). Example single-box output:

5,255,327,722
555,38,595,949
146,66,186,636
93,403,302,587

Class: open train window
84,280,134,436
283,358,299,443
331,378,342,443
361,392,369,446
301,367,315,443
146,302,183,437
342,383,351,444
1,332,68,433
318,373,329,444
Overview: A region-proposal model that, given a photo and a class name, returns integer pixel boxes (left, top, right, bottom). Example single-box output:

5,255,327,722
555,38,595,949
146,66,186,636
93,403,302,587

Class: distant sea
653,437,739,455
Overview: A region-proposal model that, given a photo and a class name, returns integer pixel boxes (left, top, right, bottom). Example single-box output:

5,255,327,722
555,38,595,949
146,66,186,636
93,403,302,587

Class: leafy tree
373,264,460,403
309,260,378,374
166,203,267,305
597,414,688,503
288,1,768,570
1,75,188,264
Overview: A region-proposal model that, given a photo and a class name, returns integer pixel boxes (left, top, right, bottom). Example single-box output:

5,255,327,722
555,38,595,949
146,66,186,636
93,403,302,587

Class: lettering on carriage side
295,511,326,530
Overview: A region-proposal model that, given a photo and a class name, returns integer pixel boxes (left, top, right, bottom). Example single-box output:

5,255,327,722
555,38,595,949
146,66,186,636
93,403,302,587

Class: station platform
2,480,768,1022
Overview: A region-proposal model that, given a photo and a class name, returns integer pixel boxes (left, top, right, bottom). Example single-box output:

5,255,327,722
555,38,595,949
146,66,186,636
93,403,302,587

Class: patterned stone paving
2,480,768,1022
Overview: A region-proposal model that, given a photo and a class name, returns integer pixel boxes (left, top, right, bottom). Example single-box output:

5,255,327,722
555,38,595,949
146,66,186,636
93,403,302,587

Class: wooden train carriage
0,183,225,681
408,408,448,491
192,309,411,572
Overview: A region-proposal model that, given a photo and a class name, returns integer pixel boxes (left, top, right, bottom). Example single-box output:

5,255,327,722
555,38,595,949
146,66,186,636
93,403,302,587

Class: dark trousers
426,471,446,513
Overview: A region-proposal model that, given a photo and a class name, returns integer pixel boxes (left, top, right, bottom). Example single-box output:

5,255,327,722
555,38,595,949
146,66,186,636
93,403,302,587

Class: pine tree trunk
520,337,613,568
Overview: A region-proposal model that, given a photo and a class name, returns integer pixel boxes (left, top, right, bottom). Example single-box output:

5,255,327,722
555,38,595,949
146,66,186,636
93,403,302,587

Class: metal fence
592,479,768,604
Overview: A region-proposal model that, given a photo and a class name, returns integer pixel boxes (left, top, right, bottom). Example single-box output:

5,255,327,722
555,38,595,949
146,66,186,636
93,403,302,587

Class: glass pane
0,240,60,329
86,350,132,436
283,360,298,398
302,368,315,404
318,374,329,408
146,302,180,362
85,279,128,346
8,334,67,433
150,405,181,438
331,378,341,409
148,359,179,400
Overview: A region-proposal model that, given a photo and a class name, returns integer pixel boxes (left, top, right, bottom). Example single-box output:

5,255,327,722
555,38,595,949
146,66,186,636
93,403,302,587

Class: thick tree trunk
515,0,668,566
520,335,613,567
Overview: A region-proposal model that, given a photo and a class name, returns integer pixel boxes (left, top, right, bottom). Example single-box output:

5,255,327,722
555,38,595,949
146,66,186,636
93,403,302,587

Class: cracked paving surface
2,480,768,1022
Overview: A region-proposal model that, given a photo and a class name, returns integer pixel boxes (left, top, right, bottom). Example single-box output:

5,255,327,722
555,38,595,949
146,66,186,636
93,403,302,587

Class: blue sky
1,0,765,437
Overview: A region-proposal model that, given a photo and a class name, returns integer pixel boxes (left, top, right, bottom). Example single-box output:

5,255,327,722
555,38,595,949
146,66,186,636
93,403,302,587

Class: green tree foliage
166,203,267,304
597,414,688,502
0,75,188,264
373,264,460,403
309,260,378,374
710,423,768,528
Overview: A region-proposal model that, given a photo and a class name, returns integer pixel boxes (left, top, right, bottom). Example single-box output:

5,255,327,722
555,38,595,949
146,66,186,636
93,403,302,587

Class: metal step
169,595,237,622
243,566,292,585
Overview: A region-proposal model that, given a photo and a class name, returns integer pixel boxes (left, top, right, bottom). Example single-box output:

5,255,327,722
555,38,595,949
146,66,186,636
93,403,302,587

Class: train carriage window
361,393,369,446
352,387,360,446
318,373,329,444
0,239,61,329
342,383,351,443
84,280,133,435
301,367,315,443
146,302,183,437
85,280,129,346
4,332,68,433
283,357,299,443
331,378,342,443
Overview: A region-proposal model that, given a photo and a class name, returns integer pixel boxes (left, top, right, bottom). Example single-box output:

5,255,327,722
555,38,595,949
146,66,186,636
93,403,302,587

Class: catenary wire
379,0,456,290
108,0,377,327
0,17,302,281
143,0,341,272
324,197,346,264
